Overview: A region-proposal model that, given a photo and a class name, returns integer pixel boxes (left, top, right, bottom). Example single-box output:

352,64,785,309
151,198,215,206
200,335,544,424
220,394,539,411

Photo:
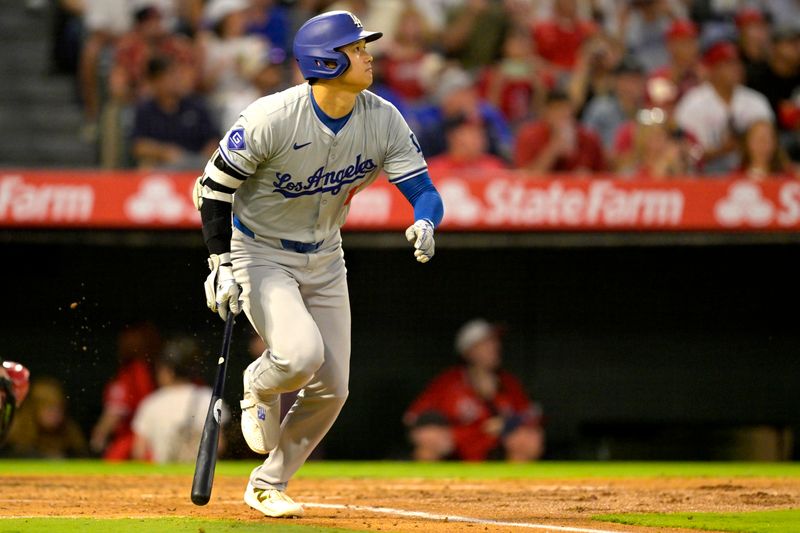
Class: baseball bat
191,312,235,506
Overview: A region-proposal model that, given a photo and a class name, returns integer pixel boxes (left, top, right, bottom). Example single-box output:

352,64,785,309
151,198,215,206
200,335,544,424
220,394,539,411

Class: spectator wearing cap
130,56,219,169
582,55,646,158
646,19,701,104
735,8,770,82
514,90,606,174
674,40,773,174
745,24,800,134
198,0,270,128
403,319,544,462
132,337,230,463
426,114,508,180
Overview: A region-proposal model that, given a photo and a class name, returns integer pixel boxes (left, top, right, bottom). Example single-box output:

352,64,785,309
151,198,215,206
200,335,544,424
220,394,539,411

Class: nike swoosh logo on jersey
292,141,312,150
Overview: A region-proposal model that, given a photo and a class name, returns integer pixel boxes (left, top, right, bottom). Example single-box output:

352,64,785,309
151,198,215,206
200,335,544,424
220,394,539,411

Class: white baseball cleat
240,370,279,454
244,482,305,518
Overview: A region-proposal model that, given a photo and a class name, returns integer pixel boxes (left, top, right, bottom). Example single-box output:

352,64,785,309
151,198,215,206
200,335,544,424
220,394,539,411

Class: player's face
337,39,374,91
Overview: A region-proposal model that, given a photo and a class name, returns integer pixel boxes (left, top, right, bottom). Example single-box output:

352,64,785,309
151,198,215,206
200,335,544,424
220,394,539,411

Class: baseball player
193,11,443,518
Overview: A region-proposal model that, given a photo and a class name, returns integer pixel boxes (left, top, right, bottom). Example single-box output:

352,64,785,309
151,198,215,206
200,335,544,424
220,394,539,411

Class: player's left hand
405,220,435,263
204,253,242,320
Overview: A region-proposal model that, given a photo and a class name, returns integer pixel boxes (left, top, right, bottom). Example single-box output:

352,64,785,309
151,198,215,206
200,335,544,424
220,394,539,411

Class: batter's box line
304,502,622,532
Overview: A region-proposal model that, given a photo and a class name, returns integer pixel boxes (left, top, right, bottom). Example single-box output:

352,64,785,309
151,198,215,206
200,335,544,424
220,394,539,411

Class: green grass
1,460,800,479
0,518,359,533
596,509,800,533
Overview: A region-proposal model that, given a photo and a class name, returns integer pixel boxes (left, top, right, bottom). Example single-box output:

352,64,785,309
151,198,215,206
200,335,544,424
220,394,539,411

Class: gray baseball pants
231,227,350,490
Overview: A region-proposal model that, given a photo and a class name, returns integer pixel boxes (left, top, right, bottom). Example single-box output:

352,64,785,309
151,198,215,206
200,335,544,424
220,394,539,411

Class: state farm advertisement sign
438,177,800,230
0,172,200,228
1,170,799,231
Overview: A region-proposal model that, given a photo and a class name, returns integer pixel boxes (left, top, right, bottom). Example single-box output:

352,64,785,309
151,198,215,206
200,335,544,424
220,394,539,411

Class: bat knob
191,491,211,506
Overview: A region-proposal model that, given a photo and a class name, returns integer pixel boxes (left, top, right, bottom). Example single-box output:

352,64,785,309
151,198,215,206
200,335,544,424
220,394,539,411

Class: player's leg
249,243,350,490
232,235,326,456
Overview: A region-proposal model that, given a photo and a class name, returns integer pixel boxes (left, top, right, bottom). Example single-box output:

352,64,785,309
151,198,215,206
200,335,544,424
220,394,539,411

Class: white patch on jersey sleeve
382,105,428,183
218,105,272,176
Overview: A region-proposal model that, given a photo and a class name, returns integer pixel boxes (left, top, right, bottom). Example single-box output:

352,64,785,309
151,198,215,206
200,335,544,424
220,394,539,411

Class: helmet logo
349,13,363,28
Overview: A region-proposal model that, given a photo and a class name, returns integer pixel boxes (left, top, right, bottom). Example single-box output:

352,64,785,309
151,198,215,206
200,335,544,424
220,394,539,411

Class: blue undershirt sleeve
394,171,444,228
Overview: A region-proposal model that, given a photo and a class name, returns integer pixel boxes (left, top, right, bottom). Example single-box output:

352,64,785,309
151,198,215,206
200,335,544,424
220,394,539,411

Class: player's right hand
204,253,242,321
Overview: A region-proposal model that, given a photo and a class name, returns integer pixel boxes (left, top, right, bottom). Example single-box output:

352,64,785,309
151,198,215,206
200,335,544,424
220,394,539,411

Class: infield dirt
2,474,799,532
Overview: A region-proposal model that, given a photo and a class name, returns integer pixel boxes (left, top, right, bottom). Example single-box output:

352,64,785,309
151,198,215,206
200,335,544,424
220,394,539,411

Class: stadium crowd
46,0,800,175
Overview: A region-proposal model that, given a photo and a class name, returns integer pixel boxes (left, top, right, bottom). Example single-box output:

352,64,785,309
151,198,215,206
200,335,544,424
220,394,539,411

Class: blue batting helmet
293,11,382,80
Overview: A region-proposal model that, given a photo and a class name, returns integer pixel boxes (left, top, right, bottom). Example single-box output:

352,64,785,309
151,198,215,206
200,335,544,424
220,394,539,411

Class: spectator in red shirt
90,322,160,460
514,90,606,174
427,114,508,180
404,319,543,462
646,19,701,105
532,0,597,74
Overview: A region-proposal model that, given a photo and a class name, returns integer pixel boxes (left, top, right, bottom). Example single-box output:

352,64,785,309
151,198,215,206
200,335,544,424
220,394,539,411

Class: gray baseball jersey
217,83,427,242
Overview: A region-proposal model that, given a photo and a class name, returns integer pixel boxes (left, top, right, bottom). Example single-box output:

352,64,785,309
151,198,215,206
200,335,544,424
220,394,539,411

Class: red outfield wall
1,170,799,231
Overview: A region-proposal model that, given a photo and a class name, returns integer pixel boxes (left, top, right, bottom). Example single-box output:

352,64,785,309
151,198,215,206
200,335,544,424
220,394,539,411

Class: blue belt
233,215,323,253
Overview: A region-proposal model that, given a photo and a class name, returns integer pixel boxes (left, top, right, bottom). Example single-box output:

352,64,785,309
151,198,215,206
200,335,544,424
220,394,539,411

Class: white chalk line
306,502,621,533
0,499,623,533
